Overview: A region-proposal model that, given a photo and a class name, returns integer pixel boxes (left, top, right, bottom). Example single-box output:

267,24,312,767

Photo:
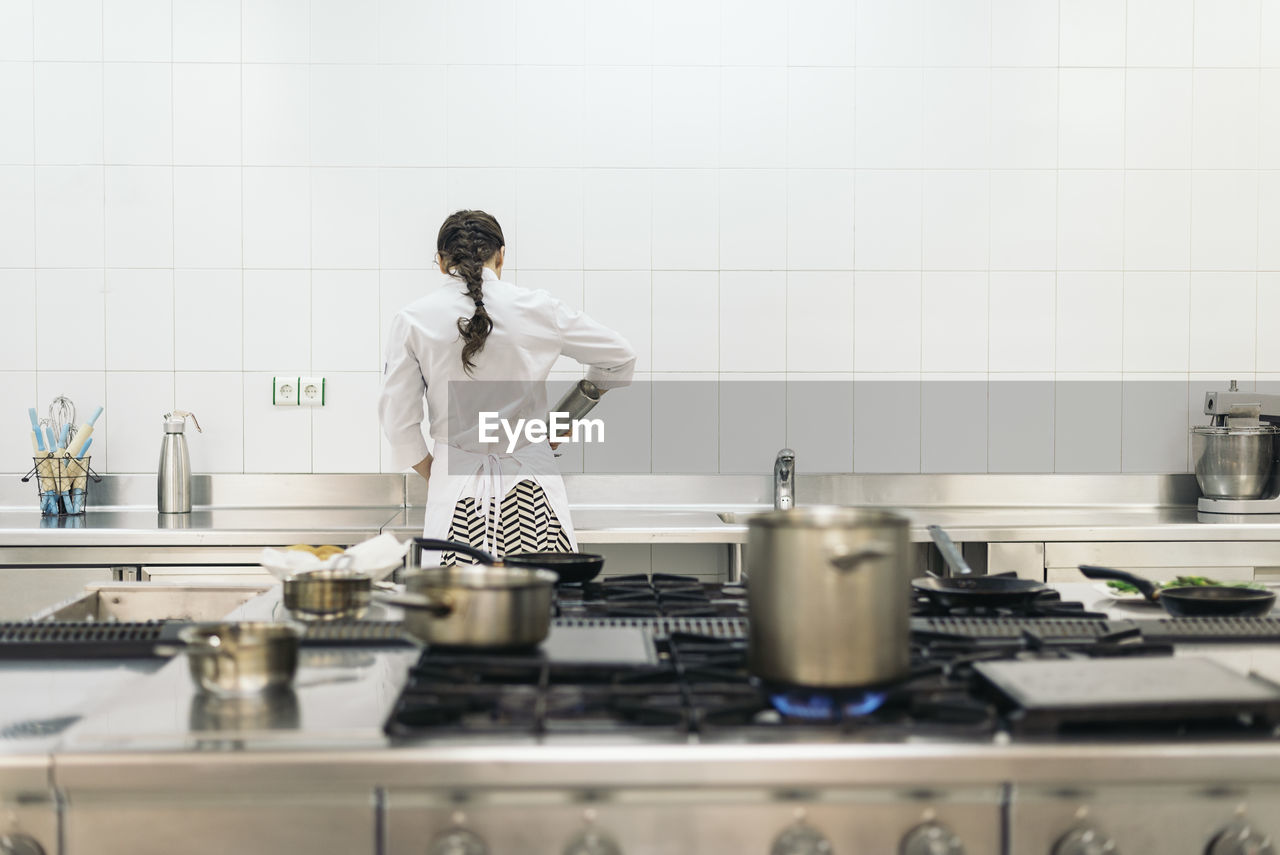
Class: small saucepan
913,524,1054,608
282,566,373,621
415,537,605,584
1079,565,1277,618
374,539,558,648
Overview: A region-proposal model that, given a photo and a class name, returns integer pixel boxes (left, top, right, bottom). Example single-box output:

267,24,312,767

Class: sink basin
31,583,271,622
718,511,764,524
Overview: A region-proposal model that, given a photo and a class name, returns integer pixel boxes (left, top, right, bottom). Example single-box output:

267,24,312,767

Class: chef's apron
419,442,576,565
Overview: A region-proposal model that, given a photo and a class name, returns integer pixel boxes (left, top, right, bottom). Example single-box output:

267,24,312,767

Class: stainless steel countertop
7,505,1280,556
2,473,1280,555
0,508,399,547
9,582,1280,794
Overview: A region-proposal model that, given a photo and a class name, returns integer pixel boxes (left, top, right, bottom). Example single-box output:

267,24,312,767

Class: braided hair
437,210,505,375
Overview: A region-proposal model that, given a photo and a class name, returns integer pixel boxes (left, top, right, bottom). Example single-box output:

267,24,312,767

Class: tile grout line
170,1,177,413
307,0,314,475
30,6,38,389
1121,0,1131,473
240,0,247,475
100,0,107,471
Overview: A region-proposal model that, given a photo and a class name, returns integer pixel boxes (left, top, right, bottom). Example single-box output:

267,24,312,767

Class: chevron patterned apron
420,443,576,565
442,478,573,563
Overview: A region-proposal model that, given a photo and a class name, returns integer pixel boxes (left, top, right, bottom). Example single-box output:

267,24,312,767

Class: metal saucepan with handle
747,506,913,688
415,537,605,584
282,556,374,621
1078,565,1277,618
914,524,1054,608
157,622,300,696
373,538,558,648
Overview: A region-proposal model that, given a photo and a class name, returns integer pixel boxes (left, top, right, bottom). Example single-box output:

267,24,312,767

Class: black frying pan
1079,565,1277,618
415,538,605,585
914,525,1054,607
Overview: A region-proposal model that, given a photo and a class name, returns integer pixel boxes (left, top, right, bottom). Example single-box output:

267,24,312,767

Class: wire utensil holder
21,456,101,516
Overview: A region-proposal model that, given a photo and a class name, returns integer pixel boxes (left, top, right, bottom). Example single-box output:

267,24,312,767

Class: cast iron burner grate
554,575,744,621
385,631,1016,740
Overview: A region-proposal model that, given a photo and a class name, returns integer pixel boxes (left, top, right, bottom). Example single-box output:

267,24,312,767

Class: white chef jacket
378,268,636,559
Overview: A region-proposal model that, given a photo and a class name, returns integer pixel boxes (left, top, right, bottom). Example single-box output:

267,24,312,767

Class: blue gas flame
769,690,889,720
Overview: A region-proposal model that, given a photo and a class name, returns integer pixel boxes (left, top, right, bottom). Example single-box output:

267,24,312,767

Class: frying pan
1078,565,1277,618
913,524,1053,608
414,537,605,584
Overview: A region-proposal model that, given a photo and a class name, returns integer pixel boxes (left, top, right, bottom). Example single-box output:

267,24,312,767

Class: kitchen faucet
774,448,795,510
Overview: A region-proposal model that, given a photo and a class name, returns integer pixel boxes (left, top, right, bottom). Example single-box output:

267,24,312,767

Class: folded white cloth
260,533,410,581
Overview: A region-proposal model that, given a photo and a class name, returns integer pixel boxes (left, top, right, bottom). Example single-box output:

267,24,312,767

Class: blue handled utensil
69,438,93,513
29,408,45,453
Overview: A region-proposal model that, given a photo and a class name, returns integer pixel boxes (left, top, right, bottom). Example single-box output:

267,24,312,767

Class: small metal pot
747,506,912,689
170,623,300,696
376,564,557,649
1191,425,1279,499
282,568,372,621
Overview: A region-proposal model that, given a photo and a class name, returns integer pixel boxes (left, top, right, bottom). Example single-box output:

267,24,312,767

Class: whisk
49,396,76,444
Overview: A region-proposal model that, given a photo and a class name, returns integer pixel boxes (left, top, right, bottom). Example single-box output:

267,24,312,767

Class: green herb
1105,576,1263,594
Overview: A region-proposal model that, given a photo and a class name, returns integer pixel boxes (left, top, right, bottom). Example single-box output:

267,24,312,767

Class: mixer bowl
1191,426,1279,499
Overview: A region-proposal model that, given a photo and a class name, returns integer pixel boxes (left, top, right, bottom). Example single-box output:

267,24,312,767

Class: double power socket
273,376,326,407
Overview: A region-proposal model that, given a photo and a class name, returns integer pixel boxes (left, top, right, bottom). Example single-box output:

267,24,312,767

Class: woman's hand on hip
411,455,432,482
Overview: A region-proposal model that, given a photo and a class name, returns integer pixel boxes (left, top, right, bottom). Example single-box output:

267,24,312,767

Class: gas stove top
384,575,1280,742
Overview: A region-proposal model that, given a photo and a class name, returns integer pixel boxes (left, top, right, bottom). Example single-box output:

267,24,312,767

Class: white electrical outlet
273,376,300,406
300,376,326,407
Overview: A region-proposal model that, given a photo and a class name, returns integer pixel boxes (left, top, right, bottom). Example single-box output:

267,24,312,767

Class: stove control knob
901,822,966,855
427,828,489,855
563,827,623,855
1207,820,1277,855
1052,826,1119,855
771,822,833,855
0,835,46,855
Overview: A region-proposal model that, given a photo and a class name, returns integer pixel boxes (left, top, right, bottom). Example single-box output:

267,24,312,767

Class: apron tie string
474,452,503,555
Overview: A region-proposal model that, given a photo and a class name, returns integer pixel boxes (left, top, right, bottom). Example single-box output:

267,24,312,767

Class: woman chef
378,210,636,564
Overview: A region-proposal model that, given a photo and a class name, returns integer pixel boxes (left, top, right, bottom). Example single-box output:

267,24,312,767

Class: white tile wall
4,1,1278,476
1128,0,1193,66
174,270,242,371
173,167,241,268
173,64,240,165
173,0,240,62
105,269,173,371
103,63,171,165
0,168,35,266
718,272,786,372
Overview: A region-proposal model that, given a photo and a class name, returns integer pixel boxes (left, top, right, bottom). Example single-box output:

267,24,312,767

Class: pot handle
927,524,974,576
373,589,454,617
414,537,500,566
829,544,891,572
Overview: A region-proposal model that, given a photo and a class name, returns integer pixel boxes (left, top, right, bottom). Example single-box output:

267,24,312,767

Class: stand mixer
1196,381,1280,514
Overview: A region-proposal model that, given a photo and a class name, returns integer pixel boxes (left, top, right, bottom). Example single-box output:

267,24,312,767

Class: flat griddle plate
974,657,1280,734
